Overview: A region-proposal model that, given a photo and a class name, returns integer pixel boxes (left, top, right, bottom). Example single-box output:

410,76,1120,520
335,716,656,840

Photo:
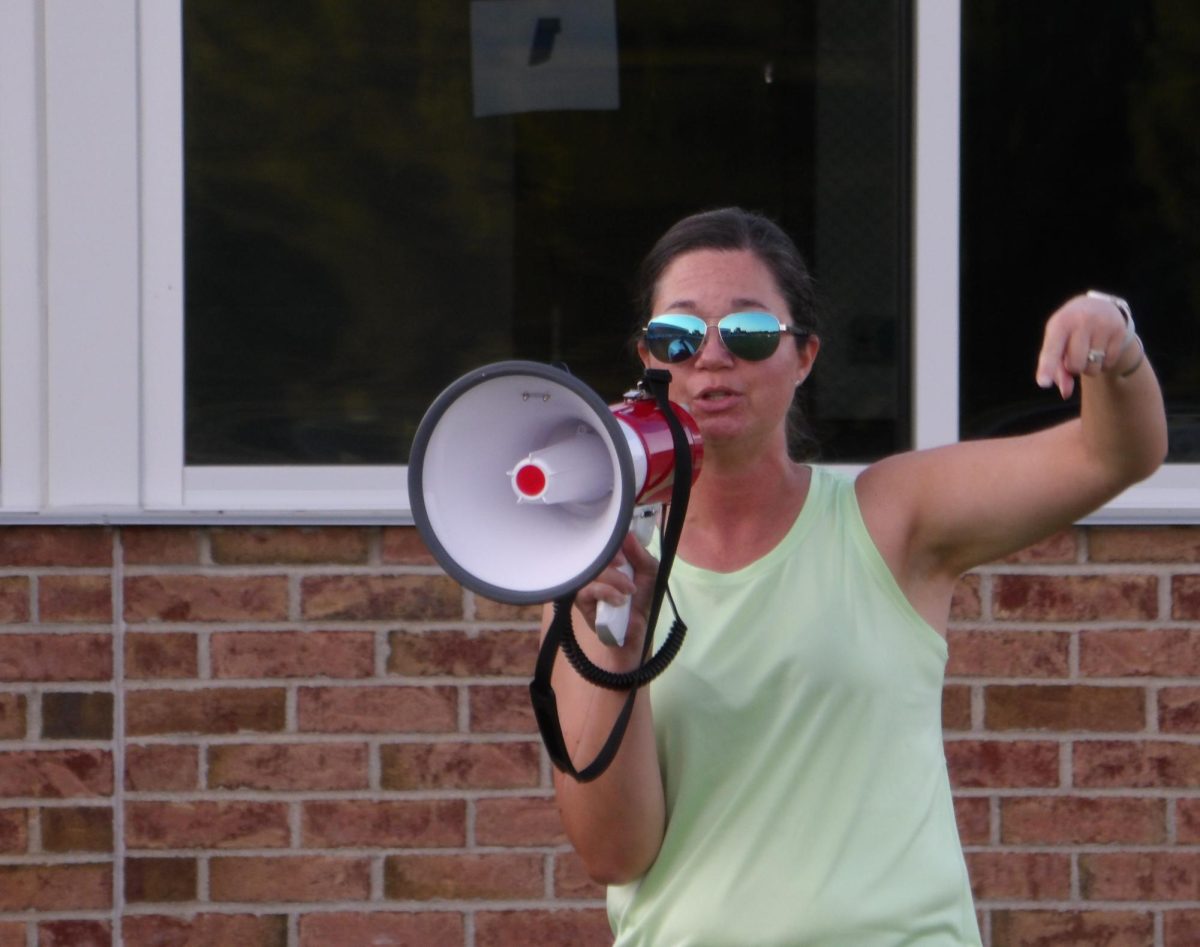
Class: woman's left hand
1035,292,1134,399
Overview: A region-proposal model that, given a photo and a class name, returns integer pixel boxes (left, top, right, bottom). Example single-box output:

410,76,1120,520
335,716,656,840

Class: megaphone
408,361,702,642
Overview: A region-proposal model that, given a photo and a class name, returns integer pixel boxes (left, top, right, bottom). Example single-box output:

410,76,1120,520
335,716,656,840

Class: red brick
944,740,1060,788
475,909,612,947
0,693,25,739
209,855,370,903
1160,687,1200,733
297,685,458,733
389,629,539,677
124,744,198,792
993,574,1157,622
476,796,565,847
1000,529,1080,564
470,684,538,733
0,809,27,853
0,634,112,682
302,799,466,848
125,856,197,902
1176,799,1200,843
1082,851,1200,900
38,575,111,623
124,575,288,623
0,863,110,910
299,913,461,947
41,805,113,852
211,526,369,565
211,630,374,679
124,632,197,679
555,850,606,900
0,528,112,567
1001,796,1165,845
1165,910,1200,947
38,920,111,947
946,630,1070,678
0,926,19,947
120,527,203,565
965,851,1071,900
1090,525,1200,562
0,750,112,798
985,684,1144,731
126,800,289,850
473,597,543,622
385,853,544,900
381,741,541,791
949,574,982,621
941,684,972,731
1171,575,1200,619
123,914,286,947
1074,740,1200,788
953,796,991,846
42,691,113,739
126,687,285,736
381,526,436,565
301,574,461,621
1080,628,1200,677
990,910,1152,946
0,577,30,623
208,743,369,792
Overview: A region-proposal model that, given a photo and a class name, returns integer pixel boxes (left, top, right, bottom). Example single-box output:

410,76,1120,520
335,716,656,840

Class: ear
796,334,820,383
637,338,653,370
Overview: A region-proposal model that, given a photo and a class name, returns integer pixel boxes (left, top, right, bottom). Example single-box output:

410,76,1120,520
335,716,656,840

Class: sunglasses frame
643,311,810,364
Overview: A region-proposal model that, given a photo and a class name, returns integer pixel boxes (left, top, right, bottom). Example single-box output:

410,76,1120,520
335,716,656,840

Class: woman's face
640,248,819,459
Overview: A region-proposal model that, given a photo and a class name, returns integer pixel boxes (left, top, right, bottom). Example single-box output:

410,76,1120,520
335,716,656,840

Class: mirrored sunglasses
643,311,809,364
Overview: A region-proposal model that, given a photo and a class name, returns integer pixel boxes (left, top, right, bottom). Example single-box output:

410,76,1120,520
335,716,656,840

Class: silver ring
1086,348,1106,366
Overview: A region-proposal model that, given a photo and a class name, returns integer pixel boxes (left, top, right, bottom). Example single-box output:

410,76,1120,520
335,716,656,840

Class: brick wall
0,523,1198,947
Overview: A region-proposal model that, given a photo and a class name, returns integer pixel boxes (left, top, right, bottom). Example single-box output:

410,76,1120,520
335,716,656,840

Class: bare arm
859,292,1167,611
542,533,666,885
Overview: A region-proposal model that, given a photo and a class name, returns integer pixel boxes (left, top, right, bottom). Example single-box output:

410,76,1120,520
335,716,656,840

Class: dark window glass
961,1,1200,458
184,0,911,465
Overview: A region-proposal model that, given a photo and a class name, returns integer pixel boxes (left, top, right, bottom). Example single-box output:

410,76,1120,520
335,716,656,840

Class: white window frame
0,0,1193,522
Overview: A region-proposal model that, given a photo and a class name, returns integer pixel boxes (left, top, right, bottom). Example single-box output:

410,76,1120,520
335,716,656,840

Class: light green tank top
609,466,981,946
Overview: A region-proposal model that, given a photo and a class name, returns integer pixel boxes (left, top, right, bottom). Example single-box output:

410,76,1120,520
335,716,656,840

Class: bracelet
1086,289,1136,353
1118,335,1145,378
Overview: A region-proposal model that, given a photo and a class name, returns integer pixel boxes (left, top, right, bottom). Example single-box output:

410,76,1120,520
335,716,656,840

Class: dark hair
633,207,822,460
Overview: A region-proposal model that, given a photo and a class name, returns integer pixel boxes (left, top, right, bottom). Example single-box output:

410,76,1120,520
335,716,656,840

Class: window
961,1,1200,463
182,0,912,467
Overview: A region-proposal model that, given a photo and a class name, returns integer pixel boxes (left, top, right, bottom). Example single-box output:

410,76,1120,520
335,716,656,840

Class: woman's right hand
573,532,661,656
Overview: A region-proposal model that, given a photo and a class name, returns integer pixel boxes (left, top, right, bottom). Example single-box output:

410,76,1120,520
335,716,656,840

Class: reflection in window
961,1,1200,459
184,0,911,464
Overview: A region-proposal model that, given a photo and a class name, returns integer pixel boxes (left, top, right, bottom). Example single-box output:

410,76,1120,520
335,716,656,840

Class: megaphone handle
593,506,659,648
594,564,634,647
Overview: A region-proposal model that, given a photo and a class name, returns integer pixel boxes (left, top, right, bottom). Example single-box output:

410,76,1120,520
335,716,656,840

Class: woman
543,207,1167,945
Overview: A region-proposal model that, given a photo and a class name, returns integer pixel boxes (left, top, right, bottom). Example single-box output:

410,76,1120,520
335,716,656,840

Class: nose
692,323,734,365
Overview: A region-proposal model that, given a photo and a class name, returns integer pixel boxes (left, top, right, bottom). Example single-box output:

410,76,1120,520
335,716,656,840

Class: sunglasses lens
719,312,783,361
645,315,707,363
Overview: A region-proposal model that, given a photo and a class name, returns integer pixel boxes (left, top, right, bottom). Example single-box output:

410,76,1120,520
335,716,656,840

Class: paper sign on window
470,0,619,117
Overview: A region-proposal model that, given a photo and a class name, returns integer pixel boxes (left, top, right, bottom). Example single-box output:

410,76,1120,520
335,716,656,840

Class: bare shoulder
853,451,931,567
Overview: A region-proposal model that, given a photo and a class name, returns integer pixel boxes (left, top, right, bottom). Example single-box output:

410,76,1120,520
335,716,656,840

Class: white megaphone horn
407,361,702,644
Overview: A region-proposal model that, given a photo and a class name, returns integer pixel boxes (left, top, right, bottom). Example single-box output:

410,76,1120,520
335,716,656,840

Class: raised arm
541,533,667,884
858,291,1167,610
